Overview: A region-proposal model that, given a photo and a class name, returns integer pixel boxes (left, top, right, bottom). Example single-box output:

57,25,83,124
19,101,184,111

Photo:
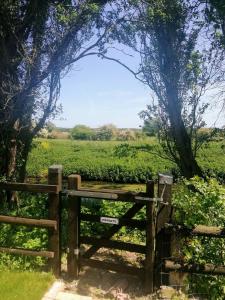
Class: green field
27,138,225,182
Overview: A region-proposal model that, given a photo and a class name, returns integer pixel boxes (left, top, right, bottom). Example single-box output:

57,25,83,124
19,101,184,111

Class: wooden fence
0,165,62,277
1,166,225,293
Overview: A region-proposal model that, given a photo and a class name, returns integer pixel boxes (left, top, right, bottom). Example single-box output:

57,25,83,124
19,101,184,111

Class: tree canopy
102,0,225,178
0,0,110,180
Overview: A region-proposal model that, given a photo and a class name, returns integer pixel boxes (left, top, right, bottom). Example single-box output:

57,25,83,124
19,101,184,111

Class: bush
95,124,117,141
173,177,225,299
70,125,95,140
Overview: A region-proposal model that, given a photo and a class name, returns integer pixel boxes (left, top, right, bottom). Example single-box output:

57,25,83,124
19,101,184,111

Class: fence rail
0,215,57,229
0,165,62,277
0,182,59,193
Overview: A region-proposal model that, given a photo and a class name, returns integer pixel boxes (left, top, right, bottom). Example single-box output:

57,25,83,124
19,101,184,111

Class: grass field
27,138,225,182
0,271,54,300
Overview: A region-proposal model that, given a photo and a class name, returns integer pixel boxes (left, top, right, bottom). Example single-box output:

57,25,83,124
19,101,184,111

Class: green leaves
173,176,225,227
173,177,225,298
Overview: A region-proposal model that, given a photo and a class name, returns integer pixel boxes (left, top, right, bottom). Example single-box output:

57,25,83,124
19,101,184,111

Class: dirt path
57,249,195,300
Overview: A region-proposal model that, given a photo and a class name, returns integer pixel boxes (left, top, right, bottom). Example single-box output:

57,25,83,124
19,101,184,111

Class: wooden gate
66,174,172,293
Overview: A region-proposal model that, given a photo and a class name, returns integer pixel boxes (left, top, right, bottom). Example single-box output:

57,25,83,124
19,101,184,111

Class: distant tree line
70,124,145,141
38,121,225,141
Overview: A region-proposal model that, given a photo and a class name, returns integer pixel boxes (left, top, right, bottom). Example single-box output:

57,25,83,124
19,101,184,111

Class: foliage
70,125,95,140
0,0,110,181
173,177,225,227
173,177,225,299
141,118,160,137
27,138,174,182
113,143,137,158
107,0,225,178
95,124,118,141
205,0,225,47
27,138,225,183
0,192,49,270
69,124,145,141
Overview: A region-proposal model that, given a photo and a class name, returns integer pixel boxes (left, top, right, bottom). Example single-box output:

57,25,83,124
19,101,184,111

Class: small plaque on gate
100,217,119,225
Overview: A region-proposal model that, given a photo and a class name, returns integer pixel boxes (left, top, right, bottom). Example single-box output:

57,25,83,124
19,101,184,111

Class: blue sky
55,52,151,128
54,50,224,129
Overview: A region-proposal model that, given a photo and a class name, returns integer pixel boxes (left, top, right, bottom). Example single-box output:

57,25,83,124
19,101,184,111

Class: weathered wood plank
0,215,57,229
80,236,146,254
0,247,54,258
0,182,60,193
80,213,146,229
68,190,156,203
67,190,118,200
165,223,225,238
192,225,225,237
165,260,225,275
80,258,144,278
80,187,143,195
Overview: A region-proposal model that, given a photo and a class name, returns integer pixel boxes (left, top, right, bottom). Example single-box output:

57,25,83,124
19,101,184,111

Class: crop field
27,138,225,182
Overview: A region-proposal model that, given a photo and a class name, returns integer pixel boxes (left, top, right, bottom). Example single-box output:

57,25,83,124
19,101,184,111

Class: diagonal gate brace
82,203,145,259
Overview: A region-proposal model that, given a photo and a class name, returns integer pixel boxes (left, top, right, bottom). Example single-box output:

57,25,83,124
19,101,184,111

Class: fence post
155,174,173,287
48,165,63,277
145,180,155,293
67,174,81,278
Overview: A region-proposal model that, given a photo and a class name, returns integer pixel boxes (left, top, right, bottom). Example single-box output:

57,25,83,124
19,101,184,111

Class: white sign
100,217,119,225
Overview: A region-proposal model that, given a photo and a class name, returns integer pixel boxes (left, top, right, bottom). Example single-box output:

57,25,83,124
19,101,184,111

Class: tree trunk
166,89,203,179
18,135,33,182
0,121,33,183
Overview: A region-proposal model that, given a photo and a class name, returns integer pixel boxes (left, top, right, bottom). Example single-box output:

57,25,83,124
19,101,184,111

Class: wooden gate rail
0,165,62,277
80,213,146,229
80,236,146,253
67,175,156,293
67,189,159,203
80,258,145,278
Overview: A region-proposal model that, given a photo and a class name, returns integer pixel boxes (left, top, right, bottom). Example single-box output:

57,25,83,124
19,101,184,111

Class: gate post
48,165,63,277
145,180,155,293
67,174,81,278
155,174,173,287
